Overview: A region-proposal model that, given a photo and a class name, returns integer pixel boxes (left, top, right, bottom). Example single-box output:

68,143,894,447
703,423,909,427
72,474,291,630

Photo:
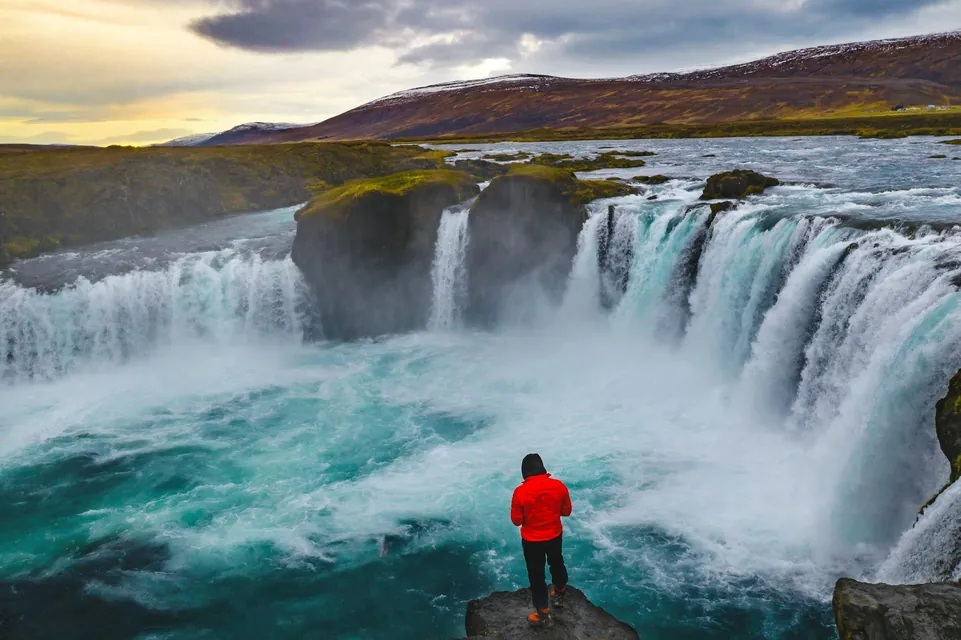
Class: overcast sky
1,0,959,145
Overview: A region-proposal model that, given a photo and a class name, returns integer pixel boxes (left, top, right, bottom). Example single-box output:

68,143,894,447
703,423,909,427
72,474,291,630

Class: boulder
458,587,639,640
833,578,961,640
291,170,478,339
701,170,779,199
465,165,590,326
710,201,736,216
633,175,670,185
935,370,961,484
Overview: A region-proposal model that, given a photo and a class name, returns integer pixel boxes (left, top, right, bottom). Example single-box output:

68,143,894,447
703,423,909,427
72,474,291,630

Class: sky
1,0,960,146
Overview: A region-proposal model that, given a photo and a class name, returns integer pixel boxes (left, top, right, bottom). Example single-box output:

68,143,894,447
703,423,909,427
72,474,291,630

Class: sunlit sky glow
1,0,959,146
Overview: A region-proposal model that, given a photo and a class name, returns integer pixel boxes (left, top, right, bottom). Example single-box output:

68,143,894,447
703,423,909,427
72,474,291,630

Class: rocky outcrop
291,170,478,339
465,165,591,326
458,587,639,640
833,578,961,640
451,159,510,182
935,370,961,484
531,152,650,172
701,170,779,199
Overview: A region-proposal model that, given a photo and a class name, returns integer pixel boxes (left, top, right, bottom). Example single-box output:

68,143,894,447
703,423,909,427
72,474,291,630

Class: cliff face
0,143,446,267
465,166,593,327
291,171,479,340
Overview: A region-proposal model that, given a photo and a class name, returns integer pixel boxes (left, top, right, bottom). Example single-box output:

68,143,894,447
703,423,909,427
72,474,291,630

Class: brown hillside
222,31,961,143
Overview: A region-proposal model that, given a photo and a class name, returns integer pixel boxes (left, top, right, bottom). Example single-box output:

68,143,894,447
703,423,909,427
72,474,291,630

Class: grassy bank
402,112,961,144
0,142,447,266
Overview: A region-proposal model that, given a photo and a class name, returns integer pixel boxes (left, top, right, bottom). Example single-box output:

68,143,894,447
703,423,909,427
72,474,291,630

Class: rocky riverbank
0,142,448,268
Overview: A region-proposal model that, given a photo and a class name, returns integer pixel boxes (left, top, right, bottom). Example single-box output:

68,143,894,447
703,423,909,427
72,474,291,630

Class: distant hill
181,30,961,144
161,122,311,147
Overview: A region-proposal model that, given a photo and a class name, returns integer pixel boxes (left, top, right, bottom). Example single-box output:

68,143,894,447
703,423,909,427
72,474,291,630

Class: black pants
522,534,568,611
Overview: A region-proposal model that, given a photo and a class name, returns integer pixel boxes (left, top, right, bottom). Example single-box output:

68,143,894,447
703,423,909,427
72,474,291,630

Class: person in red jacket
510,453,572,626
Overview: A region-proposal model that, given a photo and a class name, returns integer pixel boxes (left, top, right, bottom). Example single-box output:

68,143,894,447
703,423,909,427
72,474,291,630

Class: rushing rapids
2,137,961,639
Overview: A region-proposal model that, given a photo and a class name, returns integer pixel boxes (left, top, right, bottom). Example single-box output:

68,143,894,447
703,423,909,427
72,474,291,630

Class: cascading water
563,196,961,581
5,139,961,640
0,250,308,381
428,203,472,330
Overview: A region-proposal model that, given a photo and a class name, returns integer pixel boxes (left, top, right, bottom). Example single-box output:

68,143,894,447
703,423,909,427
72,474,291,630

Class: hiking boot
551,585,568,604
527,608,552,627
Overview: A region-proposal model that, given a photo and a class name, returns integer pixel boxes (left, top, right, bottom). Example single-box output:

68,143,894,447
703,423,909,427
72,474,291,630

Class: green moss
4,236,42,259
702,170,779,199
482,151,532,162
504,164,637,204
507,163,575,182
930,154,949,159
531,151,647,171
299,170,477,219
940,139,961,145
0,141,448,262
569,180,640,204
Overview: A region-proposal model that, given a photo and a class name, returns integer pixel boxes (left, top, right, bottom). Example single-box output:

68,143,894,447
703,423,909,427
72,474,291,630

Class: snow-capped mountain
179,29,961,144
160,122,312,147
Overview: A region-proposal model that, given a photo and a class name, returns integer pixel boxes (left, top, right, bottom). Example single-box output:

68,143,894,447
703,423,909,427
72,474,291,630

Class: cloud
184,0,954,74
93,127,192,145
0,130,78,145
190,0,393,52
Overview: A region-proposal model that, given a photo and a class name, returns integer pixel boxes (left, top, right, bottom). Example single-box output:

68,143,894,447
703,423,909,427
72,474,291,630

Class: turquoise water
4,137,961,639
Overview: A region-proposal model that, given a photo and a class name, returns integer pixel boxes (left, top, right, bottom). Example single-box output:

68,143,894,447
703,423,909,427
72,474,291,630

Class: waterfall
563,203,961,571
0,250,309,382
429,203,472,331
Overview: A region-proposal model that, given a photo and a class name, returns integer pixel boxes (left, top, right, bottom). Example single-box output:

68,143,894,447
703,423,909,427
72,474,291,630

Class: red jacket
510,473,572,542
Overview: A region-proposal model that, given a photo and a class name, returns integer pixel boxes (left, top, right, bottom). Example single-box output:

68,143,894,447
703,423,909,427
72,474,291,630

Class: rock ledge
458,587,639,640
833,578,961,640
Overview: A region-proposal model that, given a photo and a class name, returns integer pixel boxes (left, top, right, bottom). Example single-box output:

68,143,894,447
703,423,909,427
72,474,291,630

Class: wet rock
936,370,961,484
292,170,478,339
930,154,948,159
701,170,779,199
633,175,670,185
709,201,736,216
465,165,588,326
833,578,961,640
530,152,649,172
458,587,639,640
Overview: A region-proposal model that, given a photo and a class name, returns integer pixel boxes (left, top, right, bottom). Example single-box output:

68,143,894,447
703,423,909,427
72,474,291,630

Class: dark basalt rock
465,166,588,327
701,170,779,199
458,587,639,640
936,370,961,484
833,579,961,640
709,201,736,216
633,175,670,185
292,170,478,339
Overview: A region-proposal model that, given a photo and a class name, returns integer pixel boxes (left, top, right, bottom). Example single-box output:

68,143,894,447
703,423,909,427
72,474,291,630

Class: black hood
522,453,547,479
